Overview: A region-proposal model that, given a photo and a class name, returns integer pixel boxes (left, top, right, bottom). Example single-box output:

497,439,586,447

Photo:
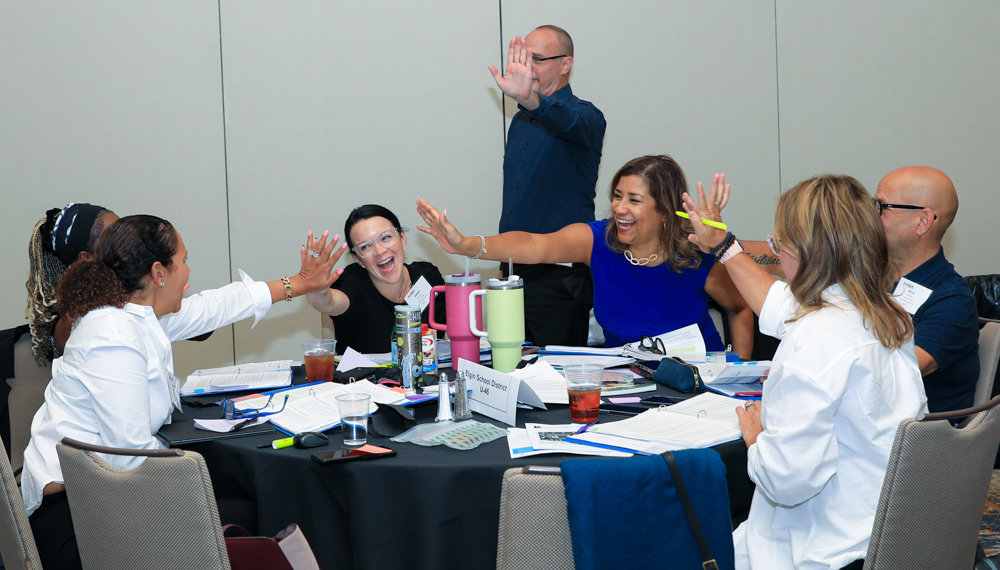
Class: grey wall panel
219,1,504,363
0,1,235,377
776,0,1000,275
499,0,782,240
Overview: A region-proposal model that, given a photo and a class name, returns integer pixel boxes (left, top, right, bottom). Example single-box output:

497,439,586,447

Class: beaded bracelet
709,232,736,258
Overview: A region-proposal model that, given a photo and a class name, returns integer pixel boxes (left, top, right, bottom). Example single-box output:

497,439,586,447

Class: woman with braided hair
25,203,118,363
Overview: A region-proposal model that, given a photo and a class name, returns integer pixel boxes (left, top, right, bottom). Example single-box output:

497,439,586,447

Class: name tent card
458,359,545,426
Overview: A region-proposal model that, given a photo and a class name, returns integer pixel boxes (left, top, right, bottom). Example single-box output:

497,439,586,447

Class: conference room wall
0,1,238,378
774,0,1000,277
1,1,996,376
216,1,505,367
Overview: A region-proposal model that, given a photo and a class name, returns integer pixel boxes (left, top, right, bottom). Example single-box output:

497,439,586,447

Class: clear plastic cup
336,393,370,446
301,339,337,382
563,363,604,423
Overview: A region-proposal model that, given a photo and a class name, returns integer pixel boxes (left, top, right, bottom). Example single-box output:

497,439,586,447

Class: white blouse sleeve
78,344,164,470
159,269,272,342
746,361,842,507
758,281,798,340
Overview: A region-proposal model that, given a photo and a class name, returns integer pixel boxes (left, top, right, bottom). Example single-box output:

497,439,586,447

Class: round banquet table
175,367,755,570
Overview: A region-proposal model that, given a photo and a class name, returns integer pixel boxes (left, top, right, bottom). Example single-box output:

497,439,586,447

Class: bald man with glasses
742,166,979,413
872,166,978,413
488,26,606,348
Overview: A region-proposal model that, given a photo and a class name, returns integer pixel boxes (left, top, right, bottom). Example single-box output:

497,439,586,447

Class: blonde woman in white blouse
682,174,926,570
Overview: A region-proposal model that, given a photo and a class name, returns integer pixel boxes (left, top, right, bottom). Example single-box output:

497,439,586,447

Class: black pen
228,417,256,432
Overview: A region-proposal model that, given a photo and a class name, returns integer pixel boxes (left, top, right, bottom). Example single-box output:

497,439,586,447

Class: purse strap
662,452,719,570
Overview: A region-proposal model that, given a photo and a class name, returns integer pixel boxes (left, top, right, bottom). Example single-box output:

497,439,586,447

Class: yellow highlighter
674,211,728,231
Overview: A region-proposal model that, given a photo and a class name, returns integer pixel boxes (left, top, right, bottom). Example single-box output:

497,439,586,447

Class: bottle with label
421,324,437,375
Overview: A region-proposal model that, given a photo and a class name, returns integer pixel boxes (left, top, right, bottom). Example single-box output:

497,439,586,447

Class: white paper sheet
510,361,569,404
336,347,379,372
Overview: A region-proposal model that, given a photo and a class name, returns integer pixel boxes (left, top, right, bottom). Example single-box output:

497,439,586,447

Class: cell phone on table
311,445,396,465
599,404,645,416
640,396,684,406
629,360,659,380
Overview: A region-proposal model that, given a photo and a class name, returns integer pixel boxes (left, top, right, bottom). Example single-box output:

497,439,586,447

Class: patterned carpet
980,470,1000,556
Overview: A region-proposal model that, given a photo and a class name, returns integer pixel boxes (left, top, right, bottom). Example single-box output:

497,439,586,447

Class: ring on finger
309,250,321,258
715,201,722,206
744,400,753,410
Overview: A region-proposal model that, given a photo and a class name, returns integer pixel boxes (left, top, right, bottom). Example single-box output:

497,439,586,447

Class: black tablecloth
176,368,754,570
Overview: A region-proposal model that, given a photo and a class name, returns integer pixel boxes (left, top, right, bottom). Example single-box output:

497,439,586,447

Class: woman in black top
306,205,445,353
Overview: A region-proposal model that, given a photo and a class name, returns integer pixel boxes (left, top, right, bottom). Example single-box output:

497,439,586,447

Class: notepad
180,360,295,396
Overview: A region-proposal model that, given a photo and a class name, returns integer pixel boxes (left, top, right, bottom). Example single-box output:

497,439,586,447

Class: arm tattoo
747,253,781,266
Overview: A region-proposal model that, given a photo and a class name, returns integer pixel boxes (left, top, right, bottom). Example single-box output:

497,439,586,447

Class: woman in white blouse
681,174,926,570
21,214,347,570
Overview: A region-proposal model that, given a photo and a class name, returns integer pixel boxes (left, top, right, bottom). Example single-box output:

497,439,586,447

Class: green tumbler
468,276,525,373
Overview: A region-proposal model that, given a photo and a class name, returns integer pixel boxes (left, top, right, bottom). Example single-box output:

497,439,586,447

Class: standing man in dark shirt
488,26,606,347
875,166,979,413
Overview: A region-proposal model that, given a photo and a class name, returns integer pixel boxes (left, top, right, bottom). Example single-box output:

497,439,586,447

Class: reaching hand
415,199,472,256
488,35,535,107
296,231,348,294
681,173,731,252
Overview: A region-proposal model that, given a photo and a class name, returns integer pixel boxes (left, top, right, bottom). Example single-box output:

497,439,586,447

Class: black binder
156,420,276,447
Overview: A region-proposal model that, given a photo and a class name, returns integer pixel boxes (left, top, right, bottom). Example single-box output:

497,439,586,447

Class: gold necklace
624,248,661,266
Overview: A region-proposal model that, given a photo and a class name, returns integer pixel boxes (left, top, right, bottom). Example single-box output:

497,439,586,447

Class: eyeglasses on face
639,335,666,355
531,54,567,64
873,198,937,220
221,393,289,421
353,228,400,258
766,235,784,257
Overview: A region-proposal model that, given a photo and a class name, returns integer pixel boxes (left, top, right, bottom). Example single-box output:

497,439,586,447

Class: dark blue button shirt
905,247,980,413
500,84,606,234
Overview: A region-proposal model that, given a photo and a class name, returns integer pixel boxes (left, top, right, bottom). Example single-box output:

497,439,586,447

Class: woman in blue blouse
416,155,753,356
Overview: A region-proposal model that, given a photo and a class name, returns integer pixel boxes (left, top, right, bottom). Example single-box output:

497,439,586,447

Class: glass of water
335,393,371,447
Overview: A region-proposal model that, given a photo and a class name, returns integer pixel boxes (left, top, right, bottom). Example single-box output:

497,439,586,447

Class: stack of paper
507,424,631,458
587,392,744,449
233,380,392,434
180,360,294,396
529,353,635,369
621,324,707,361
512,361,653,404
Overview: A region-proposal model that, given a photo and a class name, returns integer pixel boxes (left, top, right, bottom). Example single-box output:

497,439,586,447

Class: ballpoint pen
575,419,599,434
227,417,256,432
674,211,728,230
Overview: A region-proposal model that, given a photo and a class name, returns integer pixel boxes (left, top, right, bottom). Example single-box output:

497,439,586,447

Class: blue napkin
561,450,734,570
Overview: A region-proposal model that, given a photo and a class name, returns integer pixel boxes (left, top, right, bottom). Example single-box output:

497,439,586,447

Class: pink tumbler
428,273,483,371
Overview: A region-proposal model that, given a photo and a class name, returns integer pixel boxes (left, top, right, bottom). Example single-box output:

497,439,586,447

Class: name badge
405,276,432,312
892,277,932,315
